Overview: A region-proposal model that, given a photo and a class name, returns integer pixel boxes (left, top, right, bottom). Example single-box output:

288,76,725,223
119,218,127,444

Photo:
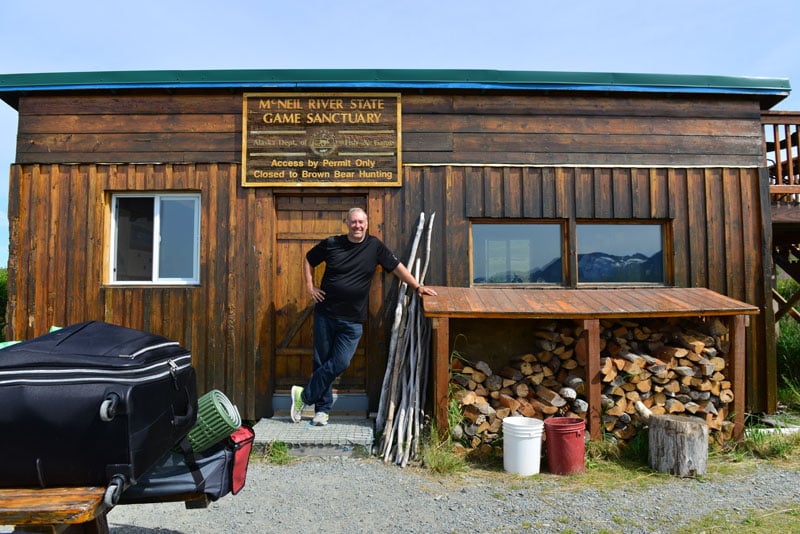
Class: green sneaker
290,386,304,423
312,412,329,426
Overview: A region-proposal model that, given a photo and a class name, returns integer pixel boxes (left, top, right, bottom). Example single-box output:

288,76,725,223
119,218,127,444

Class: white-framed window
110,193,201,285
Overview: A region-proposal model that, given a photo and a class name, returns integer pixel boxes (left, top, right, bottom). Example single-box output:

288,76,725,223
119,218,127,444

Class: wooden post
579,318,601,441
728,314,747,440
430,316,450,438
648,414,708,477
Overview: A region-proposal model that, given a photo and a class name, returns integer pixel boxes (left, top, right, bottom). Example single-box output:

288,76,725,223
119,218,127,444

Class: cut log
474,360,493,376
648,414,708,477
484,374,503,391
535,385,567,407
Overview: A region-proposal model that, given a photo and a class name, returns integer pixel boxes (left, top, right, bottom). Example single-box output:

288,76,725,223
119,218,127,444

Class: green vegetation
682,504,800,533
775,276,800,410
419,421,467,474
261,440,294,465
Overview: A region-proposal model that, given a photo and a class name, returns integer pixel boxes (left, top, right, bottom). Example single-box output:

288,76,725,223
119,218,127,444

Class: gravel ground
102,456,800,534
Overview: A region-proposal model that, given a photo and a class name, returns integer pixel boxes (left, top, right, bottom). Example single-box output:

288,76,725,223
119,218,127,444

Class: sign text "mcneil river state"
258,97,385,125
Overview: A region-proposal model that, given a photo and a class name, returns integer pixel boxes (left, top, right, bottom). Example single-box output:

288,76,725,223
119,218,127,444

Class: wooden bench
0,486,109,533
0,486,210,533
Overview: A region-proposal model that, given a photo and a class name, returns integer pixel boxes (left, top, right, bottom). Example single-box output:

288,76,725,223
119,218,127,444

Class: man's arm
391,263,438,297
304,257,326,302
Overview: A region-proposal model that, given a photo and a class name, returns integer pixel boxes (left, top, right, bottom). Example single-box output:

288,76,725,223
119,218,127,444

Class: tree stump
648,414,708,477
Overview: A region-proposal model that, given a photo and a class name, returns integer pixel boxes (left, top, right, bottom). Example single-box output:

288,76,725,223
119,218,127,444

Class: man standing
291,207,437,425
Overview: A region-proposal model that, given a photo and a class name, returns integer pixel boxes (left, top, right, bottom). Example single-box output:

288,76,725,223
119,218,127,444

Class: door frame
268,192,389,415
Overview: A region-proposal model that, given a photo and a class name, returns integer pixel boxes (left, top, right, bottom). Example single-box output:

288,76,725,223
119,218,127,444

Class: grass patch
262,440,294,465
683,504,800,533
733,425,800,460
419,422,468,475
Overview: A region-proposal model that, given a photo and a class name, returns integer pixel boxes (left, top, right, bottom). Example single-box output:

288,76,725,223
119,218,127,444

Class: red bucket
544,417,586,475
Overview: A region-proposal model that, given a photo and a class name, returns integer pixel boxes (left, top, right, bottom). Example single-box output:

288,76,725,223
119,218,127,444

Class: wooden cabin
0,69,790,426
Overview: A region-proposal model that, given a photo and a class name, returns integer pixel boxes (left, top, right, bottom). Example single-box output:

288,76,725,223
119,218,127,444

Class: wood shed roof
422,287,759,320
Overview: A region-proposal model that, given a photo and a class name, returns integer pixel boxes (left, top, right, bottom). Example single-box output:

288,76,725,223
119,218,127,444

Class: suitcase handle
172,388,196,428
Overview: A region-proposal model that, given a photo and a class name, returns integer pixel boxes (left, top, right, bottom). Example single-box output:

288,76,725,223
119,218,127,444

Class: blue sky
2,0,800,268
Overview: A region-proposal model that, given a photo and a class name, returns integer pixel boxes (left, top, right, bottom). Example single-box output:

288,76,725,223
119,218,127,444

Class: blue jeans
302,312,363,414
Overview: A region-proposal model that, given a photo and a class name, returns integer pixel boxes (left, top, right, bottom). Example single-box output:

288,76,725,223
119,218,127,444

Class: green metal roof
0,68,790,108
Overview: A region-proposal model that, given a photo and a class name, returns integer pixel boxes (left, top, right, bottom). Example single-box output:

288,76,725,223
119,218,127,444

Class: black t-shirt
306,234,401,322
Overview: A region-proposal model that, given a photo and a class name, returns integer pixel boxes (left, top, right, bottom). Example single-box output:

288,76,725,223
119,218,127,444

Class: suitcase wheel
99,393,120,422
104,475,126,507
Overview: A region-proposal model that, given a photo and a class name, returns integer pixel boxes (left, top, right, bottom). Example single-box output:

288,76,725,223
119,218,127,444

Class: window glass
159,197,199,279
112,194,200,284
114,197,154,281
472,224,562,284
577,224,663,283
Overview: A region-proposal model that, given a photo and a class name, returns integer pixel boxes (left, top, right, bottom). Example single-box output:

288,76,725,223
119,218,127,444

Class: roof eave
0,68,790,110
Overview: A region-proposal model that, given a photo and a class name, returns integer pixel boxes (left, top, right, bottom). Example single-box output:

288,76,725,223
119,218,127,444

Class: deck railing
762,111,800,203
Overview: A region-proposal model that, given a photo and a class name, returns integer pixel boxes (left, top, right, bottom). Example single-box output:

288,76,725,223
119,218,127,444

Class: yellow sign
242,93,401,187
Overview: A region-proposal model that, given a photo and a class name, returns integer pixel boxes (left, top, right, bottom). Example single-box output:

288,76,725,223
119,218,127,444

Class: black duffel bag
120,424,255,503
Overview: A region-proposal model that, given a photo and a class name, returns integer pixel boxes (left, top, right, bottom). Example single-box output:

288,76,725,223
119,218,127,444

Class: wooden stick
412,213,435,461
377,213,425,433
400,259,422,466
381,268,418,460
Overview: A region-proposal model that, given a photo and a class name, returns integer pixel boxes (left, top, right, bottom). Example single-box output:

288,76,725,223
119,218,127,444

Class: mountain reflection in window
577,224,663,283
472,222,664,285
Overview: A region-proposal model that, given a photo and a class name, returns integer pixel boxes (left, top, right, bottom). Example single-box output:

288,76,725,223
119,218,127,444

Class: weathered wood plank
705,168,726,294
628,168,649,219
20,113,239,133
669,168,690,287
405,114,760,137
19,93,242,115
687,168,709,288
484,167,504,217
441,94,762,119
452,132,760,155
0,486,106,525
522,167,544,218
403,151,761,167
503,167,523,217
17,132,240,154
573,167,594,219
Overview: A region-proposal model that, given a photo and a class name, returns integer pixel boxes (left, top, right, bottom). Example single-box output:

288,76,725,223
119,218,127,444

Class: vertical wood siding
6,163,268,418
6,163,774,416
5,90,775,414
382,165,772,412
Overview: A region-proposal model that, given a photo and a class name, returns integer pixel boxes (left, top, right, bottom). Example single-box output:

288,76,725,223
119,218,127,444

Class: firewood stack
449,321,588,451
599,317,734,445
449,316,734,450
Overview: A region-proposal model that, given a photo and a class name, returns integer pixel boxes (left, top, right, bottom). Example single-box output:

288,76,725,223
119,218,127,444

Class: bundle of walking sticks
376,212,435,466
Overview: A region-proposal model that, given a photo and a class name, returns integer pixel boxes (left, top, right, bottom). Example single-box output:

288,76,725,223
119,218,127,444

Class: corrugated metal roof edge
0,68,790,106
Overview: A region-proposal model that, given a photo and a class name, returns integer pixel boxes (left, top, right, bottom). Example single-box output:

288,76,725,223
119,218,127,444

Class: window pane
115,198,154,281
577,224,663,283
158,197,198,279
472,224,561,284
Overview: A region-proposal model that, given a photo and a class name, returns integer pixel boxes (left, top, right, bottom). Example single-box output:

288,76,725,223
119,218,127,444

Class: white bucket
502,416,544,476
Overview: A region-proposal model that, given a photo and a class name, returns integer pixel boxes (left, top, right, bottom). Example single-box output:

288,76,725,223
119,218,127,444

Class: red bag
229,424,255,495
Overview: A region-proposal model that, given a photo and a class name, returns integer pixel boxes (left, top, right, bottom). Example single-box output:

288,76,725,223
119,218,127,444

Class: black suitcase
0,321,197,499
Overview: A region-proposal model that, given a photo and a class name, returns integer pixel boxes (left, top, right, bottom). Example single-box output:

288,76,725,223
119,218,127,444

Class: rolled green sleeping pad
187,389,242,452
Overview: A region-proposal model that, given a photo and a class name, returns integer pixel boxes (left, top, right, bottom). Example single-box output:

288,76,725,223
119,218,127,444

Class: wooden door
273,195,368,393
